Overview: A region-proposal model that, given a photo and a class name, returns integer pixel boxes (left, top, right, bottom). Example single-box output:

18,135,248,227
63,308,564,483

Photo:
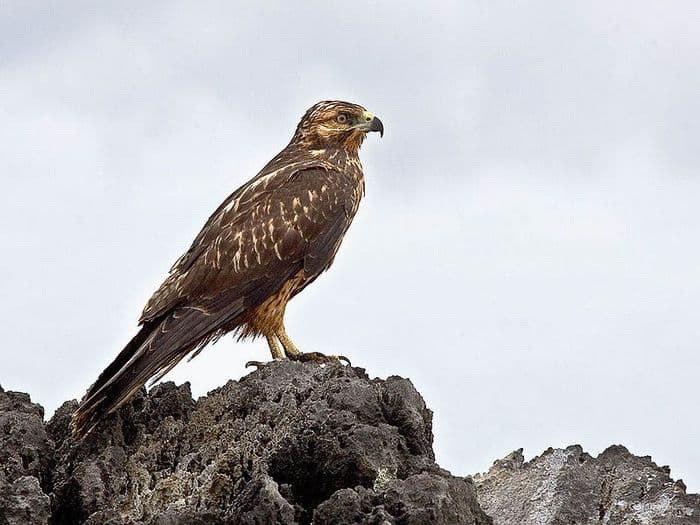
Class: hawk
72,100,383,436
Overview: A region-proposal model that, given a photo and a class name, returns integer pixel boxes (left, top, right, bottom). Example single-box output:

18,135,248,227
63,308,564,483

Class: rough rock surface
1,362,489,524
476,445,700,524
1,363,698,524
0,385,52,525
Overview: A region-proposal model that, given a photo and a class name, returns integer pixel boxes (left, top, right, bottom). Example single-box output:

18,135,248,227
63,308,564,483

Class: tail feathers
71,319,161,437
71,305,240,438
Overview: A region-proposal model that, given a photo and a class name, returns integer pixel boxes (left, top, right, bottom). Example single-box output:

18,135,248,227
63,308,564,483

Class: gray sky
2,1,699,490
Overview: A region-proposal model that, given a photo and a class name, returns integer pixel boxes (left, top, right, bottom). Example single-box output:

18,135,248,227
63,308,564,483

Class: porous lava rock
2,363,698,524
2,362,489,524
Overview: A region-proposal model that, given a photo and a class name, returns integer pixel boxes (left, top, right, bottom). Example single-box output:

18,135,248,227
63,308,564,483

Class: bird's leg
276,326,302,357
245,334,284,369
266,334,284,360
276,325,350,365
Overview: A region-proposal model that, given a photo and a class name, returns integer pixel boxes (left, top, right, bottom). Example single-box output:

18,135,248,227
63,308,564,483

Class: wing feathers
74,165,362,436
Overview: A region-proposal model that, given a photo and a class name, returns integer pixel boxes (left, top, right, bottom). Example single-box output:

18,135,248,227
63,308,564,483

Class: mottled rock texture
1,363,698,524
1,362,489,524
0,385,52,525
476,445,700,524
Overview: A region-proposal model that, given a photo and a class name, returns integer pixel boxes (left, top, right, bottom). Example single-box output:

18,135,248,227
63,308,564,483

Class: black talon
245,360,268,369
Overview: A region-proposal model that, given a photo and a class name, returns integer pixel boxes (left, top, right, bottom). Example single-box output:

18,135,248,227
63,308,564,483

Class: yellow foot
245,353,350,368
286,351,351,366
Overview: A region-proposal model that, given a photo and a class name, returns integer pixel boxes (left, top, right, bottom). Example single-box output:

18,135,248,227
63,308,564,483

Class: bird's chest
345,180,364,219
341,162,365,218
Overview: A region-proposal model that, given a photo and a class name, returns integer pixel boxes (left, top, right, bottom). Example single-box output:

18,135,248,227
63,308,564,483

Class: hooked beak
358,110,384,137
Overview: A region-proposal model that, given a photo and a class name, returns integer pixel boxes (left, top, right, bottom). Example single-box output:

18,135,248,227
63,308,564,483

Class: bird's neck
314,146,362,171
282,142,363,175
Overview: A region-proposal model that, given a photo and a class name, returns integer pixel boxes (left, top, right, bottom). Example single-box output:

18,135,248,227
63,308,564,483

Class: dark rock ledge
0,362,697,524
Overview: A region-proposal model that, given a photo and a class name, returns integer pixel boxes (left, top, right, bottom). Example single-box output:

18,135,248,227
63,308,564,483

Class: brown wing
73,166,360,436
140,167,358,324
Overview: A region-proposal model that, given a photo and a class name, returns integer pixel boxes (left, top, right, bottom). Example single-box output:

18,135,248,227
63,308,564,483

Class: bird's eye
336,113,348,124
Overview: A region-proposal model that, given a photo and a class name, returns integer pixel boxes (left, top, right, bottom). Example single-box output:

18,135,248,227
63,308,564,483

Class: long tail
71,307,236,438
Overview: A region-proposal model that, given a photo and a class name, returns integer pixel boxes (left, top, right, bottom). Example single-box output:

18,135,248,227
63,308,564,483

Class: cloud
1,0,699,490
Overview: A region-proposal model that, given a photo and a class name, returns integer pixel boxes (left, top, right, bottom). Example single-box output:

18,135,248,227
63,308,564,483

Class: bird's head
292,100,384,153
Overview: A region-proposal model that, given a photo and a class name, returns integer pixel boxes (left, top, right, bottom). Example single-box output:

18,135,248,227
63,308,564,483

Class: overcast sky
2,1,699,491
